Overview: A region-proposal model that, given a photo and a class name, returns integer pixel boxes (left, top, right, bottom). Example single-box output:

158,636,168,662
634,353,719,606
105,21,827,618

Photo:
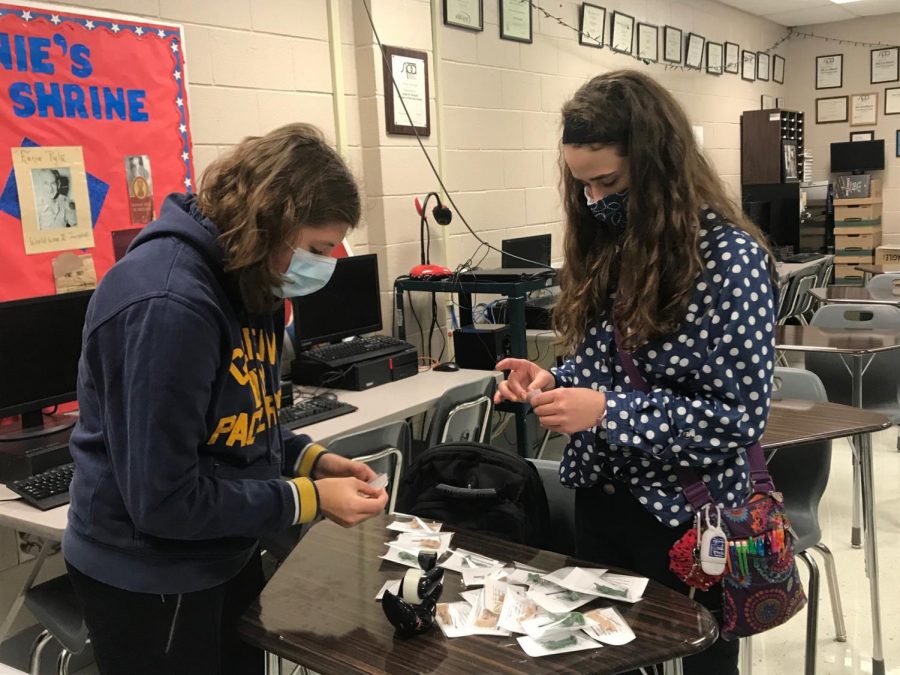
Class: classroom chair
758,367,847,675
24,574,89,675
866,271,900,295
525,458,575,556
414,377,496,453
326,420,410,515
807,303,900,450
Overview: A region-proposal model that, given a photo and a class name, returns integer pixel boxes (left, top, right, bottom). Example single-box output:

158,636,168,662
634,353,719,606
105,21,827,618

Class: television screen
830,140,884,173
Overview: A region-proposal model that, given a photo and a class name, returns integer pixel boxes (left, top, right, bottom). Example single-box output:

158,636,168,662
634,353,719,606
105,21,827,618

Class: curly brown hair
553,70,772,353
197,123,360,313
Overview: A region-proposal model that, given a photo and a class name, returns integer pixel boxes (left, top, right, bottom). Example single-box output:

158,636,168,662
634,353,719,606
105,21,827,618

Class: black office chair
412,377,496,454
526,458,575,556
763,367,847,675
25,574,89,675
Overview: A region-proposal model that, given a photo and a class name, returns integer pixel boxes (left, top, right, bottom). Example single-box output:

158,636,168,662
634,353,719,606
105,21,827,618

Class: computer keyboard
781,253,824,264
8,462,74,511
305,336,412,367
278,397,358,431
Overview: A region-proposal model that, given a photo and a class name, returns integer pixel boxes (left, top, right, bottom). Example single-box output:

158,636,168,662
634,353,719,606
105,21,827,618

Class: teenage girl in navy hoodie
64,124,387,674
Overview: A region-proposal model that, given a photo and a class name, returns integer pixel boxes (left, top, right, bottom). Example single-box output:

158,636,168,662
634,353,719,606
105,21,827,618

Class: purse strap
611,328,774,511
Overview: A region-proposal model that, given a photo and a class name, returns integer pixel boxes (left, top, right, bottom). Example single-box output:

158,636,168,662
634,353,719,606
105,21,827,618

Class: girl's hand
530,388,607,434
494,358,555,404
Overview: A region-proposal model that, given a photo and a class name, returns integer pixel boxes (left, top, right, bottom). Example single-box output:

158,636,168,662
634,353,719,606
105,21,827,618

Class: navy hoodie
64,194,314,594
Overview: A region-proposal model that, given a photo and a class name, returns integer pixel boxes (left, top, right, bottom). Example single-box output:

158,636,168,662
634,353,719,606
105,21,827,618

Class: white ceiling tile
764,4,858,25
848,0,900,17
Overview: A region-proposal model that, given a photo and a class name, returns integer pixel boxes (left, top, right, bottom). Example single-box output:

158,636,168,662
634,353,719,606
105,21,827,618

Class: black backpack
396,442,551,548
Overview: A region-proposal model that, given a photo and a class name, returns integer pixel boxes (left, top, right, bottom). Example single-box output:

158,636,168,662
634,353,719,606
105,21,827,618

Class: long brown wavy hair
553,70,772,353
197,123,360,313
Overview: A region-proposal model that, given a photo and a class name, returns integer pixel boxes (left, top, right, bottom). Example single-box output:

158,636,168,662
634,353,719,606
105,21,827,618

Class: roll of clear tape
400,568,423,604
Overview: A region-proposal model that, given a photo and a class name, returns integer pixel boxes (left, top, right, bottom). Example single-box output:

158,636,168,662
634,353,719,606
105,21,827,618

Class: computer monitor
830,140,885,174
0,290,92,441
501,234,551,268
291,254,382,350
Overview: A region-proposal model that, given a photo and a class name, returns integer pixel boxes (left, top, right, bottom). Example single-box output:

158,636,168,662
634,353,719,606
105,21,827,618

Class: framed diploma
610,11,634,54
579,3,606,48
724,42,739,75
443,0,483,31
500,0,533,43
886,87,900,115
773,55,785,84
757,51,770,81
816,54,842,90
685,33,704,70
382,46,430,136
706,41,723,75
815,96,848,124
664,26,682,64
637,23,658,62
850,131,874,142
742,50,755,82
850,92,878,126
871,47,899,84
761,94,776,109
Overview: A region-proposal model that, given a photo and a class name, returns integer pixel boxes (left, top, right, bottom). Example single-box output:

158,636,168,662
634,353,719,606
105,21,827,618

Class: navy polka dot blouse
551,210,777,527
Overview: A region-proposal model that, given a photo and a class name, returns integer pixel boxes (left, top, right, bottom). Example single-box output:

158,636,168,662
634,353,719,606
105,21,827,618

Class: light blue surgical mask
585,186,629,228
272,246,337,298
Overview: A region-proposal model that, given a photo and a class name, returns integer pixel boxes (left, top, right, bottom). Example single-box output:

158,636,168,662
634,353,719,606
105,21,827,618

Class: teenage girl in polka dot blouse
496,71,776,675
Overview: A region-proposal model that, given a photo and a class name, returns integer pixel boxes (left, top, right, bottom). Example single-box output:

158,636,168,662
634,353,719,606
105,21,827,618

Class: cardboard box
835,231,881,253
835,203,882,221
834,263,864,285
834,252,875,264
832,222,881,235
875,245,900,272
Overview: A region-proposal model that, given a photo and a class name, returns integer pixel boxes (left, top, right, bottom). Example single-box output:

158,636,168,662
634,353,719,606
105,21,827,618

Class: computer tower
453,324,512,371
291,346,419,390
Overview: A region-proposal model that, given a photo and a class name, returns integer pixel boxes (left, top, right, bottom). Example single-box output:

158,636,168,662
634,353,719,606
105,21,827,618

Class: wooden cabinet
741,109,805,185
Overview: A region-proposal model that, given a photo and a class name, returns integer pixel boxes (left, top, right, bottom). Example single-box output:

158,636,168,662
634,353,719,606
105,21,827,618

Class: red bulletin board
0,1,193,301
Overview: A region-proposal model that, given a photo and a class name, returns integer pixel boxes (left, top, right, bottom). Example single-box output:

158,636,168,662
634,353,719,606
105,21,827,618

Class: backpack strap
611,329,774,510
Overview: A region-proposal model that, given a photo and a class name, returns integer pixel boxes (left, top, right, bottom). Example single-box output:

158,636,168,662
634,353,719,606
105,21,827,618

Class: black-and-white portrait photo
125,154,153,198
32,167,77,230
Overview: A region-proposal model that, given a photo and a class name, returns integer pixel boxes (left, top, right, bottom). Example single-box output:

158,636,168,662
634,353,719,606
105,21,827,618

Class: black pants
575,483,739,675
66,553,264,675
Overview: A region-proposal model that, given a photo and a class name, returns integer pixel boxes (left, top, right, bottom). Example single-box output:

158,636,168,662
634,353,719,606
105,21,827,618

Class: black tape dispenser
381,551,445,638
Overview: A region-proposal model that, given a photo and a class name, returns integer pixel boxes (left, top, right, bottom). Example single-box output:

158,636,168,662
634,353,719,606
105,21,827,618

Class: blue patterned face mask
585,186,629,228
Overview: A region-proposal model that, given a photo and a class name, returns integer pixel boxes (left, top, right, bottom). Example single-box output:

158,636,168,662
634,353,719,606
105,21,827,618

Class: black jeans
575,483,739,675
66,553,264,675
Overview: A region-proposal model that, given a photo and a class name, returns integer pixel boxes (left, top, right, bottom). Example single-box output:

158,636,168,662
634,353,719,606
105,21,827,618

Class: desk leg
849,355,864,549
394,284,406,341
850,357,885,675
0,538,53,645
507,295,533,457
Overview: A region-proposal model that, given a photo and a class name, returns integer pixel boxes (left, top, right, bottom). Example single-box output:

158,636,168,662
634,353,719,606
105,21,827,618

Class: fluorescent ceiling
716,0,900,27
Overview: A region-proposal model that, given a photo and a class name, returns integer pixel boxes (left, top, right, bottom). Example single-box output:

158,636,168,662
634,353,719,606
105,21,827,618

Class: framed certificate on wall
816,96,848,124
757,52,770,81
706,42,723,75
443,0,483,31
724,42,739,74
664,26,682,64
685,33,704,70
773,55,785,84
886,87,900,115
871,47,899,84
382,46,430,136
816,54,843,89
500,0,533,43
742,50,756,82
610,11,634,54
850,92,878,126
637,23,659,62
579,3,606,48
